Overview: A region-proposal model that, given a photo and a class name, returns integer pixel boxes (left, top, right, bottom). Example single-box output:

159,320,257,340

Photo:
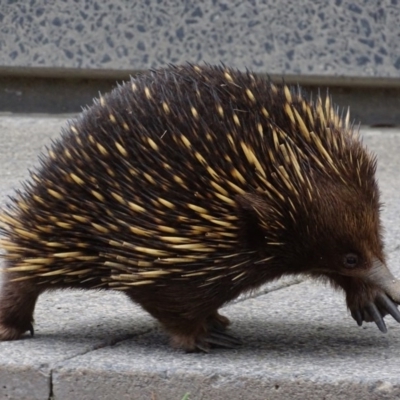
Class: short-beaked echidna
1,64,400,351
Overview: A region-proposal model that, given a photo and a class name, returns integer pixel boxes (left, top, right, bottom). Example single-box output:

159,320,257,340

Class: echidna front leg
329,270,400,333
0,273,40,340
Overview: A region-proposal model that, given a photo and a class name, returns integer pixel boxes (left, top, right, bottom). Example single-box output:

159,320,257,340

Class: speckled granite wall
0,0,400,79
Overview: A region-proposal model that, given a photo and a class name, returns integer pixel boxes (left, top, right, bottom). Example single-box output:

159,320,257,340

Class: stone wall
1,0,399,80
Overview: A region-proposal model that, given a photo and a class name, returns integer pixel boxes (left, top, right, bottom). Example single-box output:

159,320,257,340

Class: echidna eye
344,253,359,268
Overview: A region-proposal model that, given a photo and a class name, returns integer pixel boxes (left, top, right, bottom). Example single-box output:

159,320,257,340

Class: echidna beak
366,259,400,304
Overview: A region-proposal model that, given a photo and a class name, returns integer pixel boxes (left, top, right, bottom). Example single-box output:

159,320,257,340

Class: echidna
1,64,400,352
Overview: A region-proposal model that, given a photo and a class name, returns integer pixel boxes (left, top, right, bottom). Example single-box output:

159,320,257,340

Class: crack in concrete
229,277,306,306
44,327,156,399
57,329,155,364
48,371,54,400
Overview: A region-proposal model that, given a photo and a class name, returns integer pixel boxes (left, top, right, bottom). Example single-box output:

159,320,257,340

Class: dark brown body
1,64,400,351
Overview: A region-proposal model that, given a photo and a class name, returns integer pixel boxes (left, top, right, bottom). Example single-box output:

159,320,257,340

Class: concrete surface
1,1,400,79
1,115,400,399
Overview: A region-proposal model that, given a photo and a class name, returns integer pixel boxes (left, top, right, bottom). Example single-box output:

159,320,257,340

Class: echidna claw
195,342,210,353
204,330,243,348
28,322,34,337
195,329,242,352
351,309,363,326
366,302,387,333
351,293,400,333
377,293,400,323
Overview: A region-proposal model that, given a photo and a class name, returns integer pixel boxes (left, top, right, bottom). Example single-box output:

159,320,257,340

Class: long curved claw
351,292,400,333
195,342,210,353
195,328,242,352
366,302,387,333
28,322,34,337
351,309,363,326
377,293,400,323
204,330,243,348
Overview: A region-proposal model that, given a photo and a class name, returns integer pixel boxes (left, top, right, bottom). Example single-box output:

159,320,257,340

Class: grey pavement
1,116,400,399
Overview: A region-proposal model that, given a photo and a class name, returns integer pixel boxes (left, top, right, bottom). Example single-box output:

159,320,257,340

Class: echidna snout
0,64,400,351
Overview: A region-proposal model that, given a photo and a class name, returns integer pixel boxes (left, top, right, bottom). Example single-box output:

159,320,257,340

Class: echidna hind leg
126,290,240,352
171,315,241,353
195,311,242,352
0,273,40,340
155,309,240,352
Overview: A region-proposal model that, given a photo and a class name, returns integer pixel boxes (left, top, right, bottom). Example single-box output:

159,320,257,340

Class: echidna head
300,178,385,278
302,180,400,332
238,171,400,333
238,181,384,274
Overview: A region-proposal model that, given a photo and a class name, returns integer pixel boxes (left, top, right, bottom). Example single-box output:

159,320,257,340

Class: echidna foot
350,292,400,333
169,312,240,352
0,321,34,341
190,311,240,352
